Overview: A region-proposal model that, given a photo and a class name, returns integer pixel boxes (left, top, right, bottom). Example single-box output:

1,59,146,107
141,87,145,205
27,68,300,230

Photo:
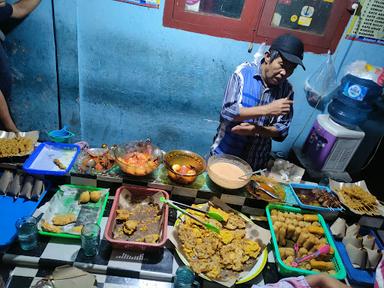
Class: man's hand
0,0,6,7
11,0,41,19
265,97,293,116
231,123,259,136
306,274,349,288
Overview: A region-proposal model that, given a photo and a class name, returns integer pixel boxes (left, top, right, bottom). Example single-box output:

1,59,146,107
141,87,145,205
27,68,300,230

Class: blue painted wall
5,0,384,164
5,0,58,135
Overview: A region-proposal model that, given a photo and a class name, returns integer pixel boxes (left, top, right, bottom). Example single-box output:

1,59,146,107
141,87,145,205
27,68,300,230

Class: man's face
263,53,297,86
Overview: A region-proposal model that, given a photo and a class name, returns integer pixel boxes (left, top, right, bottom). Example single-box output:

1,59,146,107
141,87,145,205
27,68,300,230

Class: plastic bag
304,50,337,111
253,42,266,64
345,60,384,87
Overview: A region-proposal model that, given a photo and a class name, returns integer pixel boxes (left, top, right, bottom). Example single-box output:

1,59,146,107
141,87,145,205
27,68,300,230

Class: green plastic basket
38,185,109,239
266,204,346,280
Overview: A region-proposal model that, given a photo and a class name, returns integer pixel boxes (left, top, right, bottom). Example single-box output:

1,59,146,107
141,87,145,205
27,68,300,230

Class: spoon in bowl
238,168,267,180
252,181,279,200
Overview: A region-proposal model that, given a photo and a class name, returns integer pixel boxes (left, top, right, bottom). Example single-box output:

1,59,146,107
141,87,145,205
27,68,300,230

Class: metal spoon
252,181,279,199
238,168,267,180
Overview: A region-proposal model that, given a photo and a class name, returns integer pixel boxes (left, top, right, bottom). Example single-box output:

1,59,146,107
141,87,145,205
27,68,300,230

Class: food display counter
0,141,383,288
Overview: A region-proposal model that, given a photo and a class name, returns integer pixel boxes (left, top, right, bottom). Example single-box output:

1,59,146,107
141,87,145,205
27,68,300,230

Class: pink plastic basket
104,184,169,250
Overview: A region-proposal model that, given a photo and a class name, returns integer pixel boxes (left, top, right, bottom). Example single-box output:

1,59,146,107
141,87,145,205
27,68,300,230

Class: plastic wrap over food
0,130,39,158
268,159,305,183
37,185,109,236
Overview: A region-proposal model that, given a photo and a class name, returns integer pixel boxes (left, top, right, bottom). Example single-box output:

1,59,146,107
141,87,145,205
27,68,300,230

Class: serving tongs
160,197,221,234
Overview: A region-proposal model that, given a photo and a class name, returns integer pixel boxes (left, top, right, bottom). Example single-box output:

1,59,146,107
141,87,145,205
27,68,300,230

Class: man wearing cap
210,34,305,170
0,0,41,132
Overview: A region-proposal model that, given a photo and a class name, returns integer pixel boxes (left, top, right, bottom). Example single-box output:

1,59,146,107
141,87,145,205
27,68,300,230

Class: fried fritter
225,214,246,230
242,239,261,258
123,220,138,235
220,242,245,271
41,220,62,233
115,209,131,222
52,213,77,226
219,229,235,245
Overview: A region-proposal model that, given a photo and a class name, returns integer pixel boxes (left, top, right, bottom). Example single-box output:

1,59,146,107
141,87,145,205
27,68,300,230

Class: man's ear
264,51,271,64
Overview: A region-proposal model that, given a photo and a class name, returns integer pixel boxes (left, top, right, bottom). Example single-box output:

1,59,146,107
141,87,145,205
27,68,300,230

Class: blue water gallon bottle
174,266,200,288
328,74,382,129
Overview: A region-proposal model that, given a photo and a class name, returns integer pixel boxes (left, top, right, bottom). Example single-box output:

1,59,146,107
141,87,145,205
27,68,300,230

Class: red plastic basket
104,184,169,250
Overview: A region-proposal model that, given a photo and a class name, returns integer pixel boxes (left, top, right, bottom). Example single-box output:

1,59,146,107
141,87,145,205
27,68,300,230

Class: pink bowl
104,184,169,250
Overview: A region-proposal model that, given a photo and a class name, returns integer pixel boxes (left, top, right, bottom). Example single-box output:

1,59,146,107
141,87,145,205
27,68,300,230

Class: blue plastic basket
23,142,80,176
332,226,384,286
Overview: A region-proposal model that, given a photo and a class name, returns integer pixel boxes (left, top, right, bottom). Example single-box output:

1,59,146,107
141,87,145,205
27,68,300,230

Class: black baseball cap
270,34,305,70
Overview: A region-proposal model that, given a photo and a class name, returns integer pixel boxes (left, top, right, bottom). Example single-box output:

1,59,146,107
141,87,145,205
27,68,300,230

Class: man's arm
0,89,18,132
11,0,41,19
231,122,281,138
235,96,293,122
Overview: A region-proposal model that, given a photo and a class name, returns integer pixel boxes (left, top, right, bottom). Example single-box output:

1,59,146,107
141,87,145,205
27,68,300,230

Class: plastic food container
207,154,252,189
266,204,346,280
163,150,206,185
104,184,169,250
23,142,80,176
290,183,343,213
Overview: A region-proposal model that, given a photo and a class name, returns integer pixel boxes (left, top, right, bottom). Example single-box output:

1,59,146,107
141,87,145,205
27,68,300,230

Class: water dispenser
302,114,365,173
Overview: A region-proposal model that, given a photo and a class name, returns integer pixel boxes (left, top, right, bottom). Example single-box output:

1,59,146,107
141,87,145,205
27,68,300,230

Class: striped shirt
211,61,294,170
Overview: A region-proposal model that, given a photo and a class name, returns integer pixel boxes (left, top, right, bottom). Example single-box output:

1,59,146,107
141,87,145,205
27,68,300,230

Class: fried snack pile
335,184,380,215
0,137,34,157
177,206,261,281
113,202,162,243
248,175,285,202
271,210,336,274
